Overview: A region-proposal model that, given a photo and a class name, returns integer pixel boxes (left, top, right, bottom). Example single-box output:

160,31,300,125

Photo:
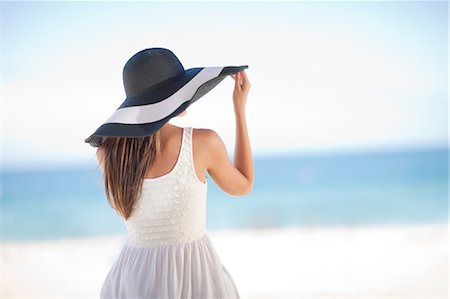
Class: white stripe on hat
103,66,224,124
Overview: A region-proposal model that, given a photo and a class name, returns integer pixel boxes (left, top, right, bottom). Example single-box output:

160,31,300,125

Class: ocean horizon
1,146,448,242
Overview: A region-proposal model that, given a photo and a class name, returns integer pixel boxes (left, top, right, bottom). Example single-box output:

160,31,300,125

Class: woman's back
127,126,208,247
100,126,240,298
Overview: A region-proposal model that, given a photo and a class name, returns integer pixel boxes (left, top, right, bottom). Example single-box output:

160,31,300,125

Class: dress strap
182,127,194,171
177,127,207,185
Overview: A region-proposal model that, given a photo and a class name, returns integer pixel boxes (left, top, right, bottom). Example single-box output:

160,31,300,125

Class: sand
2,223,448,297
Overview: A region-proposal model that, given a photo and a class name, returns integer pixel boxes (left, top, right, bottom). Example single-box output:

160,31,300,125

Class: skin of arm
206,70,254,196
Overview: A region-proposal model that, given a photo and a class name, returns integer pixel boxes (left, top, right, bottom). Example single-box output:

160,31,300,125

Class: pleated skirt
100,233,240,299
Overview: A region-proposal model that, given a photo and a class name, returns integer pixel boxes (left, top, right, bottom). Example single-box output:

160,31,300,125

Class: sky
1,1,448,170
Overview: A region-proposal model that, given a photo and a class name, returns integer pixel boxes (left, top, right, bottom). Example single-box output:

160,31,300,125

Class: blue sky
2,1,448,170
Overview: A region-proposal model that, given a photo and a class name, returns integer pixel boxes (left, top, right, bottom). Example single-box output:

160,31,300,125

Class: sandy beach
2,223,448,297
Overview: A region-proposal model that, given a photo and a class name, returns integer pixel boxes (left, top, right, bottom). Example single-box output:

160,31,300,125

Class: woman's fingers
236,72,242,85
241,71,250,87
230,73,240,86
230,72,246,89
234,72,240,85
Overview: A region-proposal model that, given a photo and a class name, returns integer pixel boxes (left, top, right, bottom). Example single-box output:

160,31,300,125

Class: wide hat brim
85,65,248,147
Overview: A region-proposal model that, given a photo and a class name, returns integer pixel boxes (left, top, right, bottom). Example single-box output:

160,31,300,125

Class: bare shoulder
192,128,217,139
192,127,251,196
192,127,220,142
192,127,228,170
192,128,224,155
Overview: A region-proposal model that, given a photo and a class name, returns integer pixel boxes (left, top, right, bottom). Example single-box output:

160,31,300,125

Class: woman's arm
206,70,253,196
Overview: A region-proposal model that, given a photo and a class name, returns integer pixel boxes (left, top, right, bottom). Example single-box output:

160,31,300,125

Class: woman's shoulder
191,127,222,144
191,127,226,158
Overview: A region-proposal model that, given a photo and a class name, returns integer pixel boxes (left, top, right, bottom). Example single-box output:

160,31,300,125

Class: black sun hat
84,47,248,147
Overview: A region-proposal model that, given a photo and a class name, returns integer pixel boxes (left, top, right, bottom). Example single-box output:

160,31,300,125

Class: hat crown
123,48,185,98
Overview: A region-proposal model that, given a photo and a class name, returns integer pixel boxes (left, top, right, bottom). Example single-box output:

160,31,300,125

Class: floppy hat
84,47,248,147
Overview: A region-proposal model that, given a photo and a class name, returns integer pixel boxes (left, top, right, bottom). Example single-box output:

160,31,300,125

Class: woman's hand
229,70,251,114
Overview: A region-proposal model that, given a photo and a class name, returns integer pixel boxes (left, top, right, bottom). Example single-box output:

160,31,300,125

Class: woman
93,48,253,298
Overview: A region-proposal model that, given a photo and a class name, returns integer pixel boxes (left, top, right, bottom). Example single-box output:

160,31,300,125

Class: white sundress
100,126,240,299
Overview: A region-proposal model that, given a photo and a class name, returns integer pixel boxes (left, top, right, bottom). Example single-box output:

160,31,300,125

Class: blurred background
2,1,448,297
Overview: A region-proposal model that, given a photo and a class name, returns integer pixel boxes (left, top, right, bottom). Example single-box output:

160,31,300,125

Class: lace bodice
124,127,208,247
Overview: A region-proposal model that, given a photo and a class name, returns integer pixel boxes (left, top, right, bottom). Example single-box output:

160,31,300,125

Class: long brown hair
97,131,161,220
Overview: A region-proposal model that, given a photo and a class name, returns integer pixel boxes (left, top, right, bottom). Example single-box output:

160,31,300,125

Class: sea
1,146,448,241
